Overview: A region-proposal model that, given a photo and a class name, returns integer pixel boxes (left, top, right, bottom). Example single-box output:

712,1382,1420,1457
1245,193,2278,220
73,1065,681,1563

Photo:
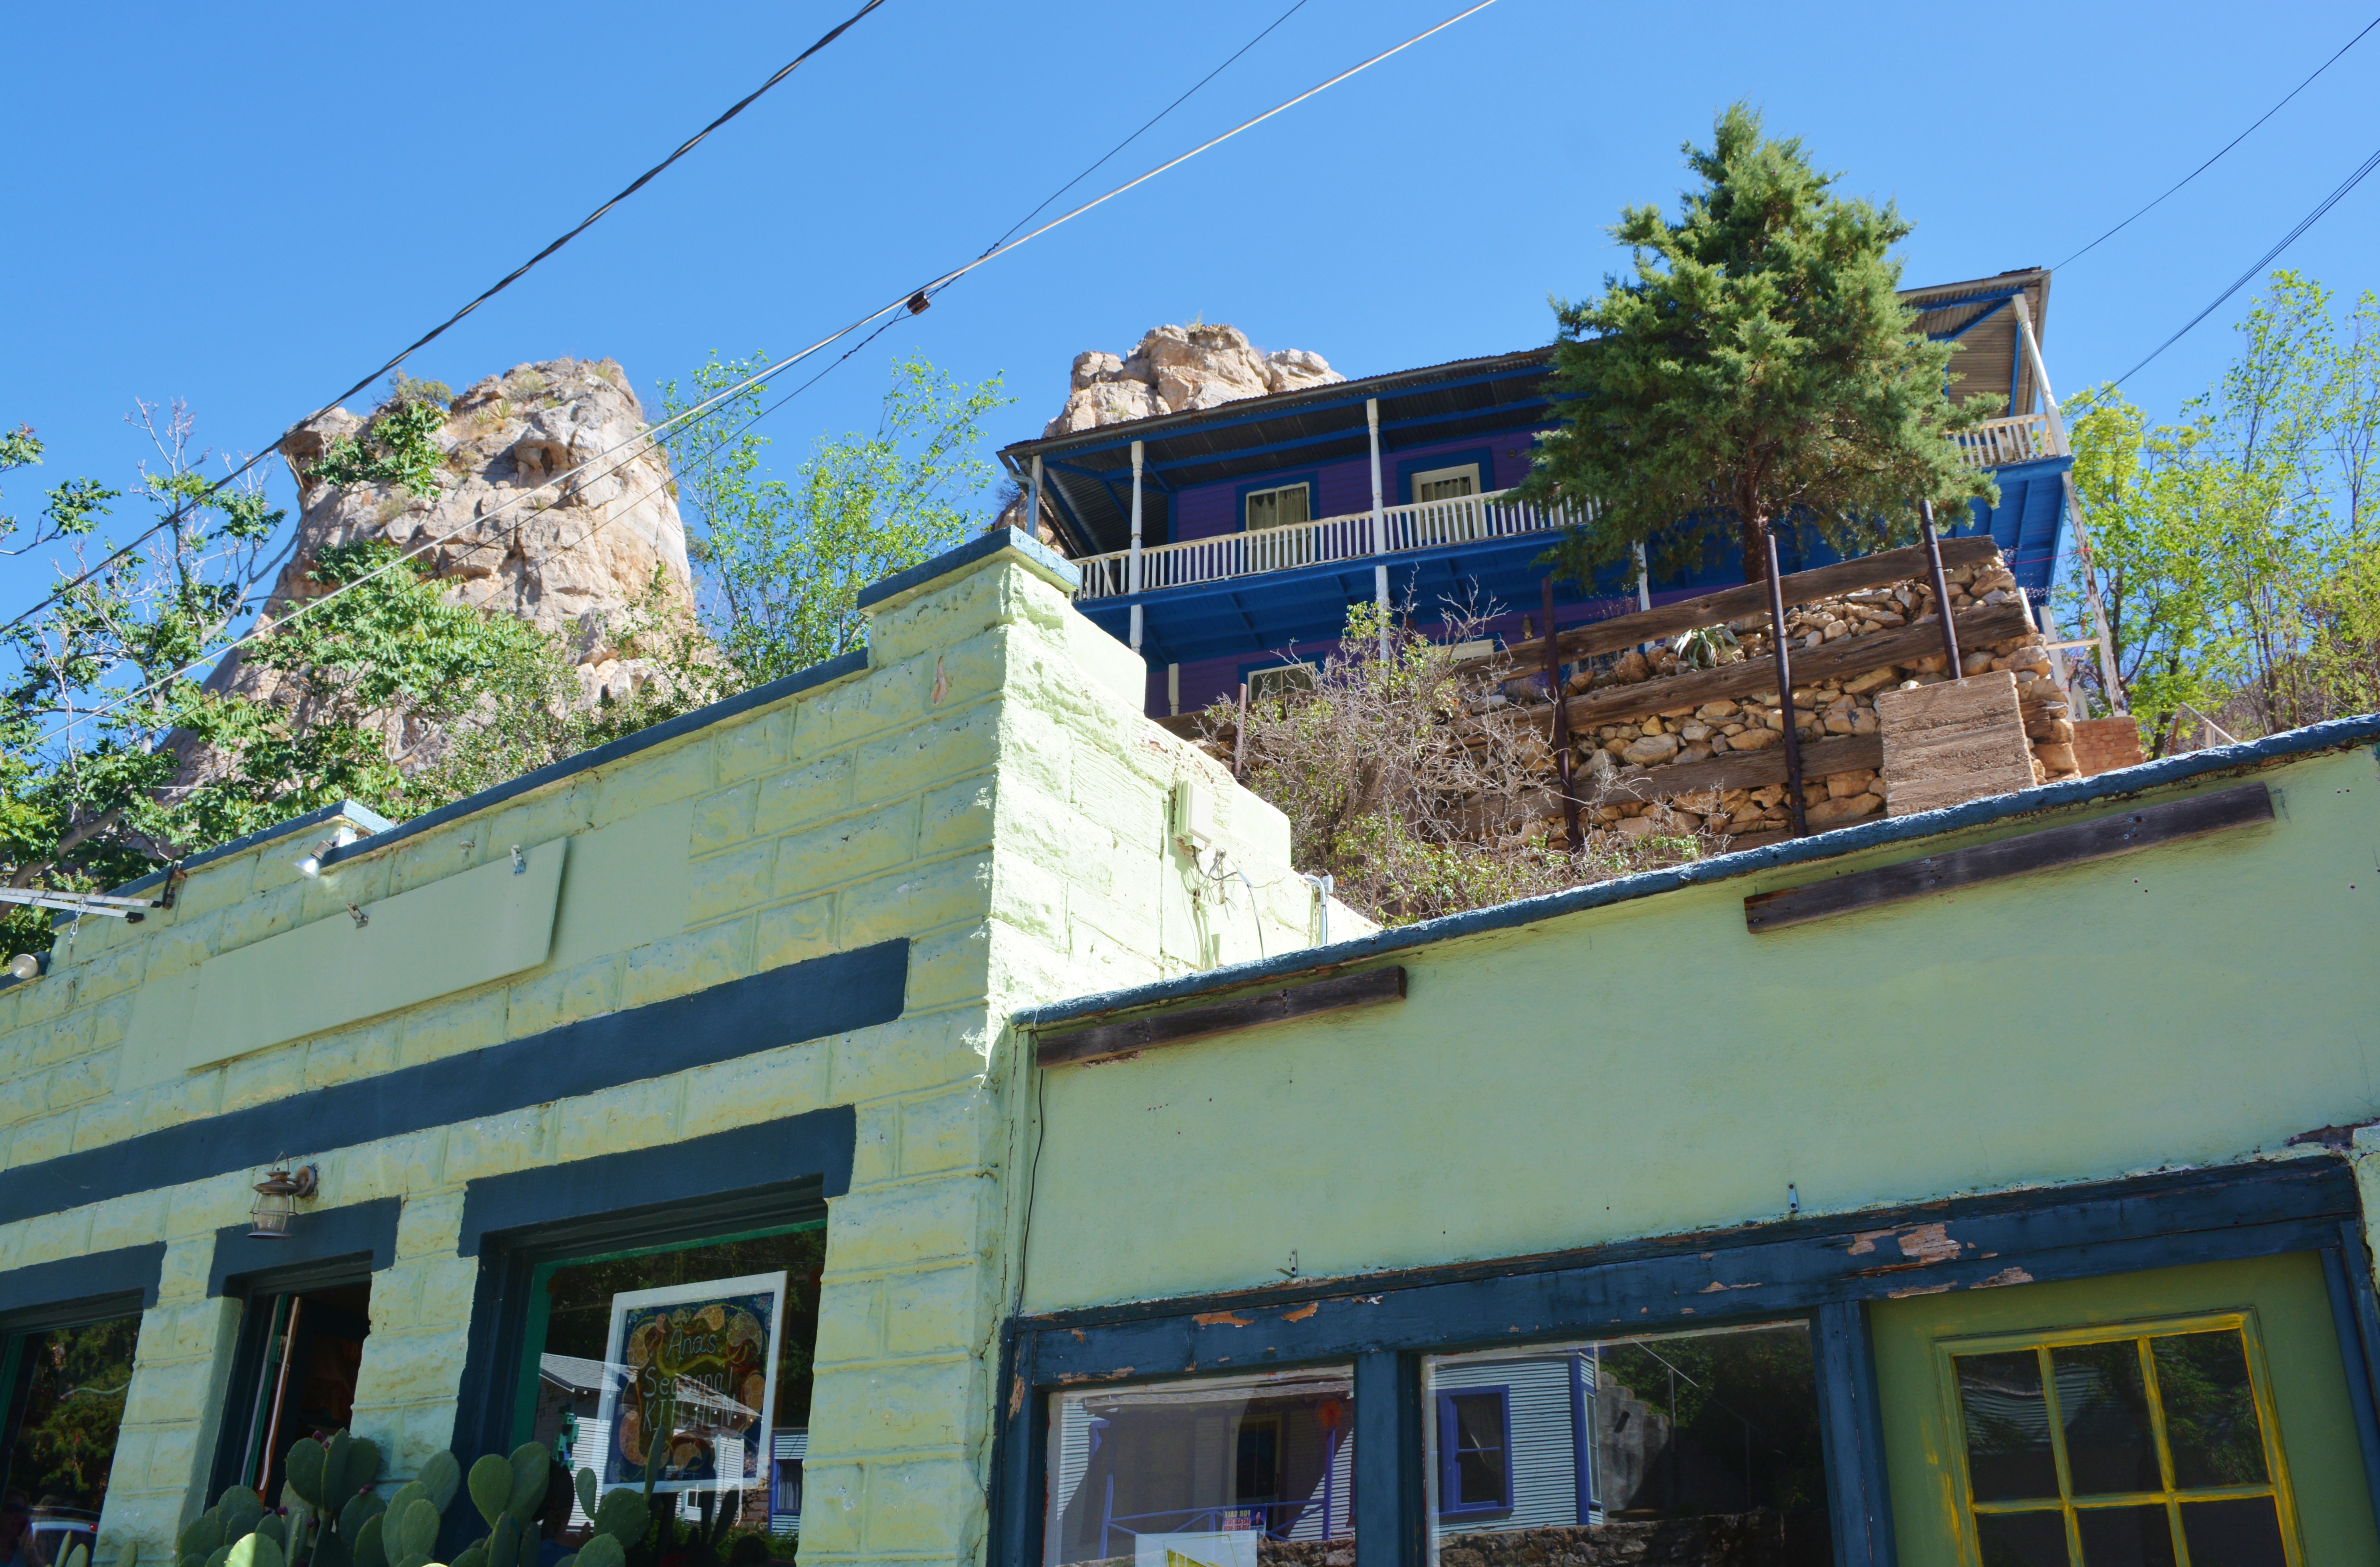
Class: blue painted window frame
1236,471,1323,532
1434,1384,1514,1515
1396,447,1498,506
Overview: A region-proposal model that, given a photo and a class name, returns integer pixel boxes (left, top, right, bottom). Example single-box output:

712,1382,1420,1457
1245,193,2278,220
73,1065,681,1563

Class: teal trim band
855,527,1080,609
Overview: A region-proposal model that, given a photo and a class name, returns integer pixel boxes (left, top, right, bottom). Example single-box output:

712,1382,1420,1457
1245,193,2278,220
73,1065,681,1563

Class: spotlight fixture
248,1161,319,1239
6,953,41,982
295,826,359,878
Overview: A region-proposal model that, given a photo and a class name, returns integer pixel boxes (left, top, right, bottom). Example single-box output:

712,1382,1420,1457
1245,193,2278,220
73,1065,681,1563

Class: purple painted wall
1166,430,1543,544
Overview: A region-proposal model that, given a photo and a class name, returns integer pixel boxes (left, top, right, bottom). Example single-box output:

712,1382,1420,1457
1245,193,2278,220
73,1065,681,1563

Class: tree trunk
1740,512,1767,586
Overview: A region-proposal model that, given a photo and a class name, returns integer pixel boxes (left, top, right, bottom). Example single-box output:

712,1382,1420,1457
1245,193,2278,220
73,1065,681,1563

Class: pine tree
1521,104,2000,586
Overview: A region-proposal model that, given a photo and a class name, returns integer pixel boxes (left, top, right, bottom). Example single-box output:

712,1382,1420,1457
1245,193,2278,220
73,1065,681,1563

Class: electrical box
1171,779,1216,853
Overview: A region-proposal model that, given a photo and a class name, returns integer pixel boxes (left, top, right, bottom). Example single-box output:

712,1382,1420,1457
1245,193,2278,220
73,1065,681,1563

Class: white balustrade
1952,413,2063,469
1071,489,1586,600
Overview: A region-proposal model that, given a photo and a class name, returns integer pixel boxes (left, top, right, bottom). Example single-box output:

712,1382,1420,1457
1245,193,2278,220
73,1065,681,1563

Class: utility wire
2114,136,2380,386
18,0,1501,758
982,0,1313,255
2056,12,2380,271
0,0,887,641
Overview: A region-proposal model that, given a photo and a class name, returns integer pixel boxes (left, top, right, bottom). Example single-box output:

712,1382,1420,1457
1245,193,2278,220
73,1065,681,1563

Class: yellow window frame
1933,1309,2306,1567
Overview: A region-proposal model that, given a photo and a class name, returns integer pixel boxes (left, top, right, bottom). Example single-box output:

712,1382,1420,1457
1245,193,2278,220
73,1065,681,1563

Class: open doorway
219,1281,371,1504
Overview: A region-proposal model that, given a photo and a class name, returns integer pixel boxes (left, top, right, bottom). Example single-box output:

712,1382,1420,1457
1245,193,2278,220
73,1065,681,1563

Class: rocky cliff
1043,322,1340,436
195,357,699,777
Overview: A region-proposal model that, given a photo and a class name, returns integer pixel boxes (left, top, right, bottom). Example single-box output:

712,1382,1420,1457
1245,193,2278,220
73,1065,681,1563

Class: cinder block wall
0,533,1323,1567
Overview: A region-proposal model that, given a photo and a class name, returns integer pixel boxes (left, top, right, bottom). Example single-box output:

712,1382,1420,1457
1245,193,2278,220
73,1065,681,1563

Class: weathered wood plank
1560,599,2034,732
1447,535,2006,681
1591,733,1884,804
1741,783,2274,933
1035,966,1408,1067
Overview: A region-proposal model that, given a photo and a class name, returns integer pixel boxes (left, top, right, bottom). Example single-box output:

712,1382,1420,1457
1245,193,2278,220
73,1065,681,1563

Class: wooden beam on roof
1445,535,2005,683
1035,966,1407,1068
1741,782,2273,933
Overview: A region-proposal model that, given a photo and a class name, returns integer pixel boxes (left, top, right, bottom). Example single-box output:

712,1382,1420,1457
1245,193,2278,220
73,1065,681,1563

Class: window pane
1426,1325,1829,1567
1045,1371,1353,1567
526,1224,824,1524
4,1312,142,1563
1278,486,1310,526
2052,1343,2160,1496
2074,1504,2176,1567
1975,1510,2072,1567
2178,1497,2287,1567
1955,1351,2060,1502
2150,1332,2268,1488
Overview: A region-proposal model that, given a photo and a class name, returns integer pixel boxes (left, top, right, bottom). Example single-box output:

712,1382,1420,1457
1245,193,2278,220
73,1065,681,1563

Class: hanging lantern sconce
248,1161,319,1239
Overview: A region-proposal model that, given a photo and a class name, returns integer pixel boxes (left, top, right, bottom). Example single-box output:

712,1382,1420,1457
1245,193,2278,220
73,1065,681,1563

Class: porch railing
1072,488,1587,601
1070,418,2067,602
1952,412,2066,469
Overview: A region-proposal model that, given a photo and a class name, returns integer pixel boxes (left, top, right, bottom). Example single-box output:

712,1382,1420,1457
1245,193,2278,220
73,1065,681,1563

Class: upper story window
1411,463,1481,503
1245,483,1311,531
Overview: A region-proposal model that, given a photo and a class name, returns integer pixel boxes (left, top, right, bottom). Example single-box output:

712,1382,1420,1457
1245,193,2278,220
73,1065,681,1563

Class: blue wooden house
996,269,2073,722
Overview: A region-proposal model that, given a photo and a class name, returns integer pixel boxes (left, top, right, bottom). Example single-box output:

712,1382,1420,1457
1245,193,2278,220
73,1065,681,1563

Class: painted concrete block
715,709,791,785
828,1014,996,1105
879,1263,983,1358
822,1357,977,1449
10,1107,76,1165
330,1128,448,1201
690,780,761,855
821,1177,986,1272
398,989,511,1068
502,957,618,1044
811,1275,881,1365
219,1043,307,1114
394,1192,466,1258
791,1460,864,1556
555,1073,682,1158
756,751,856,838
676,1041,832,1140
619,915,754,1010
755,895,836,973
444,1105,554,1184
688,837,780,927
840,854,994,950
592,737,716,828
849,1458,982,1554
349,1323,472,1408
905,924,991,1014
899,1086,998,1178
852,702,1004,807
779,802,921,900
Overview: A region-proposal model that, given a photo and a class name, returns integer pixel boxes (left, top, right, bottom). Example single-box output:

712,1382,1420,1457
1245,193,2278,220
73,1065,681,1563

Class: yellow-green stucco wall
1021,744,2380,1317
0,540,1334,1567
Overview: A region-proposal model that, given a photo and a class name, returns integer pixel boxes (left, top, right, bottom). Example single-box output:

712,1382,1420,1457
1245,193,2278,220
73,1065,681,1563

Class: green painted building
6,527,2380,1567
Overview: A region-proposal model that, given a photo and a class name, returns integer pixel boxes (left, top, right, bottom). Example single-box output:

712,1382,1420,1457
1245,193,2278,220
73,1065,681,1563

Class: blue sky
4,0,2376,618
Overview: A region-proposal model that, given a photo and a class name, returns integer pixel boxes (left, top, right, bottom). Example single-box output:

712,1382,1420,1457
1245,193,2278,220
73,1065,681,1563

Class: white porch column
1368,398,1389,659
2012,293,2124,713
1027,454,1044,542
1634,541,1652,613
1129,438,1145,653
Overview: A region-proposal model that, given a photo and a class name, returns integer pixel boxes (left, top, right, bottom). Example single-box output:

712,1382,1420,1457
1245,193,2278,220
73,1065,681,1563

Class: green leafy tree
661,353,1008,683
1519,104,1998,587
2062,271,2380,748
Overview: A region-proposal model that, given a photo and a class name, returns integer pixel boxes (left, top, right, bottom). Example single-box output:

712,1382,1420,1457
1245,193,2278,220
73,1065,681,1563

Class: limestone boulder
1042,323,1342,436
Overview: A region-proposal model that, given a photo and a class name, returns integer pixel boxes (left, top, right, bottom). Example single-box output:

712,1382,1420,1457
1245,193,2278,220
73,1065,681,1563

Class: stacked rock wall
1517,551,2079,844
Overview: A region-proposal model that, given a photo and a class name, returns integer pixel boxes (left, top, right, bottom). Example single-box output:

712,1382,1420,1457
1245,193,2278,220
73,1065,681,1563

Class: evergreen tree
1521,104,1999,586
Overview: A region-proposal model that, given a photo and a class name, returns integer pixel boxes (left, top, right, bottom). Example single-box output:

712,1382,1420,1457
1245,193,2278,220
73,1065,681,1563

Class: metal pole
1026,454,1043,542
1234,683,1249,781
1543,577,1581,850
1128,440,1145,654
258,1292,304,1498
2012,294,2126,713
1918,499,1965,681
1762,527,1809,837
1368,398,1389,660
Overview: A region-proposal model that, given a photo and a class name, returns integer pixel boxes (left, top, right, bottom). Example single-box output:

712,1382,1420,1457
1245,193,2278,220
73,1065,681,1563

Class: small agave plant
1670,623,1742,670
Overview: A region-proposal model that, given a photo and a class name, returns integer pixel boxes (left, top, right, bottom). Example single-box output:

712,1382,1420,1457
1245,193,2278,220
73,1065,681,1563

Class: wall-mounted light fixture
248,1161,319,1238
6,953,42,982
295,826,359,879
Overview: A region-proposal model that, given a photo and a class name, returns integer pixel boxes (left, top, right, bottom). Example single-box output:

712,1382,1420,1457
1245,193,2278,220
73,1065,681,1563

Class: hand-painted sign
595,1270,787,1492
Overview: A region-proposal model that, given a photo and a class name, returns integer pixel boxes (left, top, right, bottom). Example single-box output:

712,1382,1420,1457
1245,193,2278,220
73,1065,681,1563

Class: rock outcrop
1042,323,1340,437
202,357,699,775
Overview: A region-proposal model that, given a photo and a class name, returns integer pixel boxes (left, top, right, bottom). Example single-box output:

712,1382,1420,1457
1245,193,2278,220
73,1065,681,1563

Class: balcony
1071,417,2069,604
1072,489,1584,601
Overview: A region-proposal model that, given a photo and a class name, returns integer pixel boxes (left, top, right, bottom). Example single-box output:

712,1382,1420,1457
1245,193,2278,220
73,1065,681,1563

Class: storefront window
515,1223,825,1529
2,1311,143,1563
1945,1315,2298,1567
1045,1370,1355,1567
222,1282,372,1502
1424,1323,1831,1567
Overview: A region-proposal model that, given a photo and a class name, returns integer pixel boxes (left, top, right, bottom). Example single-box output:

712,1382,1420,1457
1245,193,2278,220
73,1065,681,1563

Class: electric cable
982,0,1314,256
2113,135,2380,386
2055,12,2380,271
17,0,1501,757
0,0,887,640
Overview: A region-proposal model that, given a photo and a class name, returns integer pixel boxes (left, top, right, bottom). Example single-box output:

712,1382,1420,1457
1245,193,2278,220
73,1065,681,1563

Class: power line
0,0,887,642
2056,12,2380,271
18,0,1502,759
983,0,1314,255
2114,136,2380,386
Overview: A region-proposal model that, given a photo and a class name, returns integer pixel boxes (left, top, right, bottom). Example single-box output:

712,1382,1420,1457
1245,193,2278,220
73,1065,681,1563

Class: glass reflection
2151,1333,2266,1488
2073,1505,2174,1566
2052,1343,2158,1496
1956,1351,2059,1502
